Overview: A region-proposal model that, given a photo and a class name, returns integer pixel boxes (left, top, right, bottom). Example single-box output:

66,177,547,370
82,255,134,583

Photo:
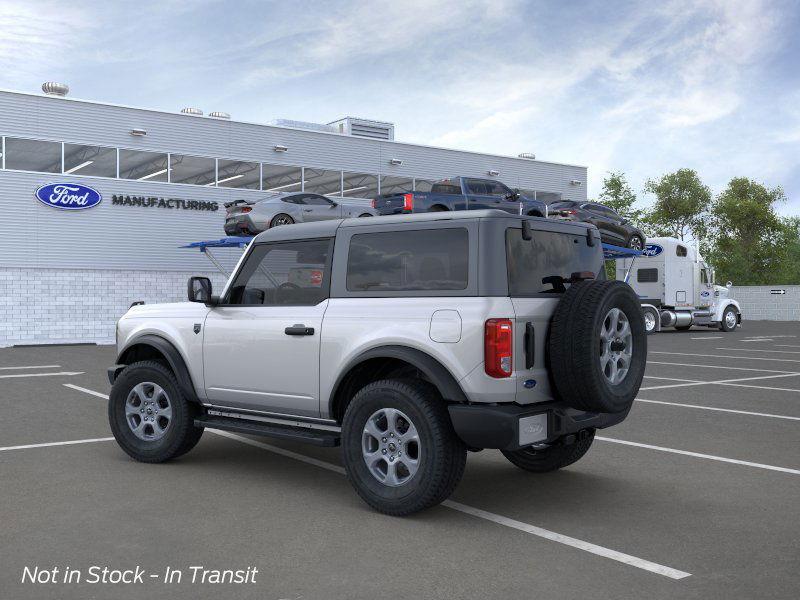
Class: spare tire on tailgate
549,280,646,413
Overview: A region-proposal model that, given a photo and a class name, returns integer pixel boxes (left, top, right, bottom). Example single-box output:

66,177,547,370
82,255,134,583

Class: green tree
642,169,711,241
599,171,643,226
706,177,788,285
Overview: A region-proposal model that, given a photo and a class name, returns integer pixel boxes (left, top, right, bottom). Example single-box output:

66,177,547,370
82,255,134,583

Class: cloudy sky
2,0,799,213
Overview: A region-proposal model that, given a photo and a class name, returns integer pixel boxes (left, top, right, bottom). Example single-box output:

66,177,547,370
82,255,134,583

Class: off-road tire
341,379,466,516
108,361,203,463
502,430,595,473
549,280,646,413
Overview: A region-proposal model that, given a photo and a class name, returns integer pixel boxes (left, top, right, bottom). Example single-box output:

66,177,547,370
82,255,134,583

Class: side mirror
329,201,339,208
188,276,214,304
726,281,732,289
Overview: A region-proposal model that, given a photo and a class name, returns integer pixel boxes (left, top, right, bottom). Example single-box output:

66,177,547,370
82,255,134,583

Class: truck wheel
549,280,646,413
627,235,644,251
502,430,595,473
643,306,658,335
341,379,466,516
108,361,203,463
719,306,738,332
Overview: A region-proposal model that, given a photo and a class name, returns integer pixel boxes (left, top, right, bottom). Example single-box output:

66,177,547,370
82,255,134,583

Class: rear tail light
485,319,513,378
402,193,414,212
560,209,577,215
241,207,252,213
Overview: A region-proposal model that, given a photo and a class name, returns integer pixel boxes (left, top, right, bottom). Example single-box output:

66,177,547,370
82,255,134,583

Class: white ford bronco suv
108,210,646,515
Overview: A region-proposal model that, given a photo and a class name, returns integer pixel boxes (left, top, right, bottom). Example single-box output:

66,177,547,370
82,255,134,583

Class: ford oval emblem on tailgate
35,183,102,210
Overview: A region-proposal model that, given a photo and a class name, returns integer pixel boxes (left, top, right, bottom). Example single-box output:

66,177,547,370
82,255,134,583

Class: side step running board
195,415,341,447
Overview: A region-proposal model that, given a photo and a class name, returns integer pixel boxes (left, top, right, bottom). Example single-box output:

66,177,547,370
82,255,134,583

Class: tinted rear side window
430,181,462,194
506,228,604,295
637,268,658,283
347,229,468,292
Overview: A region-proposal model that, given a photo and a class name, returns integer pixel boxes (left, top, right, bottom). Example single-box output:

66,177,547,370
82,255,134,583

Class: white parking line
596,437,800,475
0,371,84,379
64,383,110,399
716,348,800,354
648,360,798,374
0,364,61,370
0,437,114,452
650,351,800,364
740,339,774,342
643,375,703,383
640,372,800,391
443,501,691,580
635,398,800,421
56,385,691,580
776,344,800,349
716,382,800,394
690,336,723,340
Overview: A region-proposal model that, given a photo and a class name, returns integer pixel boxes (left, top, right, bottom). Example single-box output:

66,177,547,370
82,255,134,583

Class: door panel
203,303,326,416
202,238,333,417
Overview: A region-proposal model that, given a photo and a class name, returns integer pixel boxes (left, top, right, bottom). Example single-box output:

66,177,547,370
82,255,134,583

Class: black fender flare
328,345,468,418
114,334,200,403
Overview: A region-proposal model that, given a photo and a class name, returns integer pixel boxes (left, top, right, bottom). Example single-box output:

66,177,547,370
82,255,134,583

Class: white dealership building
0,85,588,346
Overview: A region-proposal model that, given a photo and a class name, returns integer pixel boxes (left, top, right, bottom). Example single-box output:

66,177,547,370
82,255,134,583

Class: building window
304,168,342,196
379,175,413,195
414,179,436,192
170,154,216,186
119,149,169,182
341,172,378,198
4,138,61,173
262,163,302,193
217,159,260,189
63,144,117,177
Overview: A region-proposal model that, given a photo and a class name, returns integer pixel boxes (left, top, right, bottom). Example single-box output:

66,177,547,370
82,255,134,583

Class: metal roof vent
268,119,337,134
518,152,536,160
180,107,204,116
42,82,69,96
328,117,395,141
209,111,230,119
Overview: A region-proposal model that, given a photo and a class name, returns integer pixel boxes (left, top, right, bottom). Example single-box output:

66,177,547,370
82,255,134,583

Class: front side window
506,228,604,295
303,194,334,206
227,239,332,306
4,138,61,173
677,245,688,257
347,229,468,292
485,181,512,197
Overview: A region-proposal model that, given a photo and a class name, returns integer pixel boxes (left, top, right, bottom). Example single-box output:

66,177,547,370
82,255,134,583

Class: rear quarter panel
319,297,517,418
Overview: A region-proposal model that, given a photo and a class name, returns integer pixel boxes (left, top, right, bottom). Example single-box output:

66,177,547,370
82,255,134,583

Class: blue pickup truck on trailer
371,177,548,217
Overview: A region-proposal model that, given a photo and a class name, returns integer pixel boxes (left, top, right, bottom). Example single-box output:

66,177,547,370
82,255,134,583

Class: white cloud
0,1,90,83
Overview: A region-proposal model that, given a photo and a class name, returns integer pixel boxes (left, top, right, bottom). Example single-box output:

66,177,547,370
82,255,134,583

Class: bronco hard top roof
251,209,592,244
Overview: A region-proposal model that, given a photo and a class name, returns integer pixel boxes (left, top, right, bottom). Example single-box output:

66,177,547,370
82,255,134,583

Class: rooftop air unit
269,119,337,134
328,117,395,141
209,111,230,119
180,107,204,116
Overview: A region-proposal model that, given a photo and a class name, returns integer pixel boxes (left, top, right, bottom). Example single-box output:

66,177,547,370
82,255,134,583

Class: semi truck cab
616,237,742,333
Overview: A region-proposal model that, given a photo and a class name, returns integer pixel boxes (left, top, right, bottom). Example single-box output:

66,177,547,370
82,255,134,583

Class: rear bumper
448,402,629,451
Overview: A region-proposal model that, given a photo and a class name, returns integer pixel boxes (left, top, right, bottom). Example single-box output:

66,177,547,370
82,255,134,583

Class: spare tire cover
548,280,646,413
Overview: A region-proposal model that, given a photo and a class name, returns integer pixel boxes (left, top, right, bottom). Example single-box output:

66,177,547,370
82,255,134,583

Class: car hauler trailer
615,237,742,334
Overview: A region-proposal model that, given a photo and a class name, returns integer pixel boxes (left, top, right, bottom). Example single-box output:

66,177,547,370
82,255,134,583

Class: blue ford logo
701,290,710,297
642,243,663,257
35,183,102,210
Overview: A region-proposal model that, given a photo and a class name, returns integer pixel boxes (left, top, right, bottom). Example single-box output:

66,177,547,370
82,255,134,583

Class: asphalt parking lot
2,321,800,600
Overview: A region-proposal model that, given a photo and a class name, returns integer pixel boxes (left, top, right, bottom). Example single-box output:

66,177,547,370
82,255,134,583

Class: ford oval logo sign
35,183,102,210
642,243,663,257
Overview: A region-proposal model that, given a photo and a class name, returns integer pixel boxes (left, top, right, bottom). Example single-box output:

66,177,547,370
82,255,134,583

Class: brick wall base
0,268,228,347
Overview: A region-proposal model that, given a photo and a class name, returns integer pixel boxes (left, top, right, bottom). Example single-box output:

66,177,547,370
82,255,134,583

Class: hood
714,285,730,298
122,301,211,319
